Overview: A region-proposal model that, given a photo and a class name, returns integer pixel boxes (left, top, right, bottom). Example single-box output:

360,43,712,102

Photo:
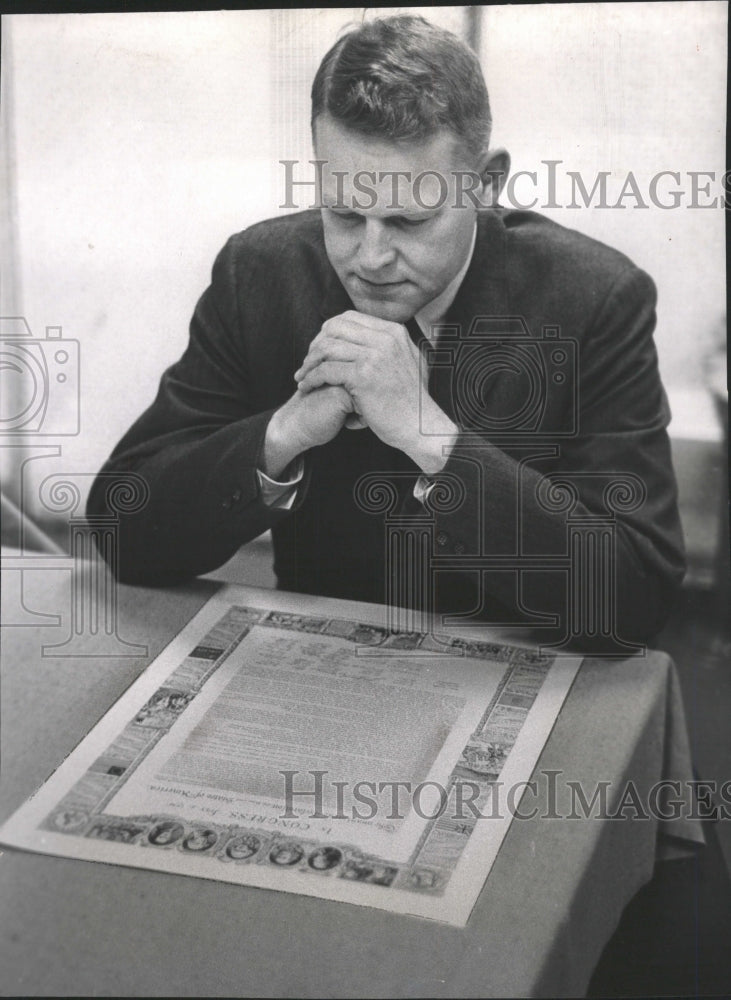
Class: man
88,14,684,647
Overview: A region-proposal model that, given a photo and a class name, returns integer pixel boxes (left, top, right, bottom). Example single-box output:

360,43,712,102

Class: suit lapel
320,261,354,323
280,227,353,368
447,209,509,326
430,209,509,422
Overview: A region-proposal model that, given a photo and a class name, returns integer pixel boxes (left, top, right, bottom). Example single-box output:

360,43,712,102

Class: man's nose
358,218,396,272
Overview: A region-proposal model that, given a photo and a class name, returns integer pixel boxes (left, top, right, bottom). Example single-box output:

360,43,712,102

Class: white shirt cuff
413,475,437,505
257,457,304,510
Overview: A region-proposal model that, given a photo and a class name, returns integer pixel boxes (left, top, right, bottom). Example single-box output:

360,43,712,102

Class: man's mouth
353,275,408,291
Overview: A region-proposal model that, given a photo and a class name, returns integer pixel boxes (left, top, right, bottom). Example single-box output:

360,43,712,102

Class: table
0,558,703,997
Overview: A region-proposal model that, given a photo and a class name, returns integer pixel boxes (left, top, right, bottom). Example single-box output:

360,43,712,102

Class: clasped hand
294,310,427,454
263,310,458,478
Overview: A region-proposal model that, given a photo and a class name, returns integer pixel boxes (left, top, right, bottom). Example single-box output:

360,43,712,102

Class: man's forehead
314,115,472,212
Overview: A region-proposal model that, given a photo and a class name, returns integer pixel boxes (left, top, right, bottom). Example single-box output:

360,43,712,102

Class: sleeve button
221,498,231,509
436,531,449,548
232,489,242,502
454,541,465,555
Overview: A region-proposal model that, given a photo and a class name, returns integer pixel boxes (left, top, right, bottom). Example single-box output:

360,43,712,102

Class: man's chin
349,291,419,324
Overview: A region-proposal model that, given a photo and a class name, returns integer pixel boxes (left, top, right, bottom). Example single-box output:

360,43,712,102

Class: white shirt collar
414,222,477,340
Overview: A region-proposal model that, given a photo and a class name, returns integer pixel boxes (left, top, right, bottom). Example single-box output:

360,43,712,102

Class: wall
481,1,727,392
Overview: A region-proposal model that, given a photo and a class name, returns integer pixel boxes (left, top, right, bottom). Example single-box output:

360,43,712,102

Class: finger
345,413,368,430
305,318,413,375
315,322,371,349
295,339,367,381
342,309,401,335
332,314,418,361
297,360,355,394
321,311,401,346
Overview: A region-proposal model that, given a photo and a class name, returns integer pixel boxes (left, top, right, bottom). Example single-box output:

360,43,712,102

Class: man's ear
478,147,511,207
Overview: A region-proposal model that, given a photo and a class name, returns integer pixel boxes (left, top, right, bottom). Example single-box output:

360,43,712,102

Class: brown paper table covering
0,559,703,998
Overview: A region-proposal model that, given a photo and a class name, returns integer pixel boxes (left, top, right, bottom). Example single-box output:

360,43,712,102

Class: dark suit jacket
87,208,685,645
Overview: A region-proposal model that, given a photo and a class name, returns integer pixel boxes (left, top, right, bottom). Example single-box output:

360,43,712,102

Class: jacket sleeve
424,266,686,646
86,236,305,585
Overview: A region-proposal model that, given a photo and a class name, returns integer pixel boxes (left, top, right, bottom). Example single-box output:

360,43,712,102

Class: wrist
263,405,306,479
402,408,459,474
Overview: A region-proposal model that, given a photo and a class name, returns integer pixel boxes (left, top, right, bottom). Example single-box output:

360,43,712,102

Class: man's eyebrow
323,202,437,220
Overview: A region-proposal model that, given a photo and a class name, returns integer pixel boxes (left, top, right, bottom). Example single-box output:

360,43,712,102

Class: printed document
0,585,581,925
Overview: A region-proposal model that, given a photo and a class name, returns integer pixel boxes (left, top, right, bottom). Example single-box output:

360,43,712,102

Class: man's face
314,114,482,323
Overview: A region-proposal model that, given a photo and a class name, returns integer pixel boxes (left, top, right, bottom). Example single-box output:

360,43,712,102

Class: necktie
406,317,452,419
405,316,427,353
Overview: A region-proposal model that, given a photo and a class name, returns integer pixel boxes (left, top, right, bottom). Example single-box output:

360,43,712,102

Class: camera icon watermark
422,316,578,439
0,316,80,435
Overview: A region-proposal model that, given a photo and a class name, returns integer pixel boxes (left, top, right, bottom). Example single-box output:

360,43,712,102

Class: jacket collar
444,208,508,333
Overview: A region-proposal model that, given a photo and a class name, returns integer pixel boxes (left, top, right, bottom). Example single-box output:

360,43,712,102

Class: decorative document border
39,605,555,895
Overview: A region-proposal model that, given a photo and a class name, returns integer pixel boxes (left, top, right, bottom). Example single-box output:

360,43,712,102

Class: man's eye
390,215,430,228
329,209,361,222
